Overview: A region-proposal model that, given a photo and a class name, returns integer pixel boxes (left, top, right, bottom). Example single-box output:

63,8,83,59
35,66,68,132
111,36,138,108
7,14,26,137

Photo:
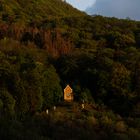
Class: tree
106,31,135,49
42,65,63,108
20,61,43,113
109,63,132,115
0,88,15,116
110,63,131,96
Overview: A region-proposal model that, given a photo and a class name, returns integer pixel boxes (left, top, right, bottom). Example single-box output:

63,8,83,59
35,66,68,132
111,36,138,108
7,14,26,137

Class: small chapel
64,85,74,102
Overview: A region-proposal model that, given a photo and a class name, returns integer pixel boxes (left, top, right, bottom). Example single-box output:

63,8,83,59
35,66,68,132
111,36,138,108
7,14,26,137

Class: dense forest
0,0,140,139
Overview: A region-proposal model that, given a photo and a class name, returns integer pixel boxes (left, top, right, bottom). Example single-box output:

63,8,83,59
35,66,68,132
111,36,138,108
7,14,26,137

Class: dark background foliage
0,0,140,139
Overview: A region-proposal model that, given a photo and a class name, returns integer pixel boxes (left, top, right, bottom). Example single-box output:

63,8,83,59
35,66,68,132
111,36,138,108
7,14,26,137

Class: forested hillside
0,0,140,140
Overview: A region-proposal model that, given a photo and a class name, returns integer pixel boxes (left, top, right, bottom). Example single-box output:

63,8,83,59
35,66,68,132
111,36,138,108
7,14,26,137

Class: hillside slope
0,0,140,139
0,0,85,24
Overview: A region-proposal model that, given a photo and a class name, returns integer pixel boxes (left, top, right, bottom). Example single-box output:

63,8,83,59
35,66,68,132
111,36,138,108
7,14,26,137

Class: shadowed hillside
0,0,140,140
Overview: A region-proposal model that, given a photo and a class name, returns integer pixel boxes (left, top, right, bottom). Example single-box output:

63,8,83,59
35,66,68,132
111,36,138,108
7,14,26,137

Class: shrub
115,121,127,133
